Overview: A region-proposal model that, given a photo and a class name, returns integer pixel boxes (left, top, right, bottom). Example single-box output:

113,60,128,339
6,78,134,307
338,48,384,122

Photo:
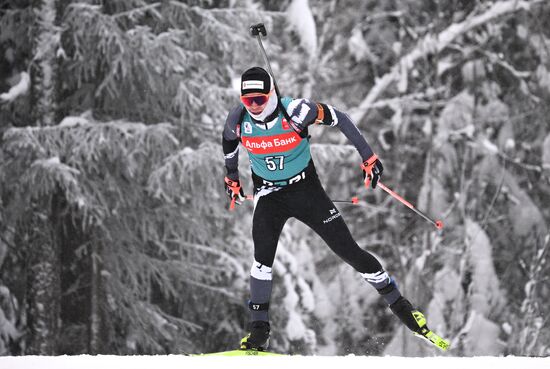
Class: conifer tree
24,0,62,354
1,0,549,356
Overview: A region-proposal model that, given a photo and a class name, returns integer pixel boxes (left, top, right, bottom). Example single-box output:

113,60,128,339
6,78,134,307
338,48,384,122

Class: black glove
361,154,383,189
224,177,245,205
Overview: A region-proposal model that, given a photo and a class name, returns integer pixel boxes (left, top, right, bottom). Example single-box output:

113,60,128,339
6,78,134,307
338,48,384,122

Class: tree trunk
25,207,61,355
26,0,61,354
30,0,59,126
89,240,107,354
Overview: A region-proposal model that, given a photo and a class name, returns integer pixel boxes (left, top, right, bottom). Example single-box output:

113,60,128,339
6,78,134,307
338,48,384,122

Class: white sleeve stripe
223,146,239,159
328,105,338,126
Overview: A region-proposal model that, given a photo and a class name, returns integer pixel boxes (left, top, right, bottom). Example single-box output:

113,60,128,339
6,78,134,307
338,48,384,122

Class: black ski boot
390,296,450,350
240,321,270,351
390,296,429,335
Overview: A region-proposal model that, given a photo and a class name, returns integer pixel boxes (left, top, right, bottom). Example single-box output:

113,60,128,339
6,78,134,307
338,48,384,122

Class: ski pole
233,195,360,208
375,181,443,230
332,197,360,204
229,194,254,211
249,23,282,96
249,23,298,127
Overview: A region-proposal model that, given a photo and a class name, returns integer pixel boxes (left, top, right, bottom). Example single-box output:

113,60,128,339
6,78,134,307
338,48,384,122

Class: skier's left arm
287,99,383,188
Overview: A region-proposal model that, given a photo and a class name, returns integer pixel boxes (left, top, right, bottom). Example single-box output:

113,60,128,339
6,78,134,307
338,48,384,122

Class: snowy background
1,0,550,360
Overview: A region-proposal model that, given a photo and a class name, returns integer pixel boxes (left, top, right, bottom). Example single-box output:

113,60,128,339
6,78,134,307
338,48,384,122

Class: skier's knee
250,260,273,281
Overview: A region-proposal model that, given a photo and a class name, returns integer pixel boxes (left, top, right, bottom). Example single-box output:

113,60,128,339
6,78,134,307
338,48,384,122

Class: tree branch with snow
0,72,30,103
350,0,545,123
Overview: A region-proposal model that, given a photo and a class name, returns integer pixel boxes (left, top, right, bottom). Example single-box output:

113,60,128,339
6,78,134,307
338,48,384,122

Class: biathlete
222,66,445,351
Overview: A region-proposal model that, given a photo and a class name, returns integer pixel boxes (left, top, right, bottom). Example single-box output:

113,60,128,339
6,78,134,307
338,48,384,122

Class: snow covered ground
1,355,549,369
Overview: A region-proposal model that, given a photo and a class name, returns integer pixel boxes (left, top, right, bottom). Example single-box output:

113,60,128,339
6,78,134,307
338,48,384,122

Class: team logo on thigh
323,208,341,224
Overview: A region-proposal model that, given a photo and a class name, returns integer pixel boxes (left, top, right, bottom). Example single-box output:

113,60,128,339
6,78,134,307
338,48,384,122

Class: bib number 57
265,156,285,171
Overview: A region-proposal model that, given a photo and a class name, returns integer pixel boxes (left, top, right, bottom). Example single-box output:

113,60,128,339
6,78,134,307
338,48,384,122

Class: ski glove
224,177,245,205
361,154,383,189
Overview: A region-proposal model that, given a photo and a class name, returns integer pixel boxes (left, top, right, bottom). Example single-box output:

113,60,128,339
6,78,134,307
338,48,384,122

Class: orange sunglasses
240,93,270,107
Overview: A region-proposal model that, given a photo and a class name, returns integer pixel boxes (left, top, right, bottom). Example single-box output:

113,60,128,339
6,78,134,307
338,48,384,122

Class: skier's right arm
222,106,246,205
222,105,243,181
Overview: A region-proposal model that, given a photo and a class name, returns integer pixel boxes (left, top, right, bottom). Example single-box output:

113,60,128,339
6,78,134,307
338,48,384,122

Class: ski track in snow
1,355,549,369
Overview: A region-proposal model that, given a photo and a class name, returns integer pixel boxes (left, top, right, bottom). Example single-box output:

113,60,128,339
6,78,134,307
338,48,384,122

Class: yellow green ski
411,310,451,351
414,329,451,351
197,349,284,356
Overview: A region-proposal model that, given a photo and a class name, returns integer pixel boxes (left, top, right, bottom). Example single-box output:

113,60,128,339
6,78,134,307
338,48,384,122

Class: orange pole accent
376,181,443,230
377,182,414,210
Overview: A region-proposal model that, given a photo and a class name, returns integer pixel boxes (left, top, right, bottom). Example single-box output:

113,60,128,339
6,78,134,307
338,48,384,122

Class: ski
399,308,450,351
197,349,284,356
414,329,451,351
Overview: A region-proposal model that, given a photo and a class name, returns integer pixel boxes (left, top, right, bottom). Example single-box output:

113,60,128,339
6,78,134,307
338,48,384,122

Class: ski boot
390,296,450,351
240,320,270,351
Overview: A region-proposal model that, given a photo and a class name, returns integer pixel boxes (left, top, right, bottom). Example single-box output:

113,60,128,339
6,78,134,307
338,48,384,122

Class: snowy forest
1,0,549,358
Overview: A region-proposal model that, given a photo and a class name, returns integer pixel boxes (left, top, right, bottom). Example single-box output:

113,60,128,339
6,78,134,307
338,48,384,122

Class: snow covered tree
1,0,550,357
23,0,63,354
1,0,273,354
269,0,550,356
356,0,550,356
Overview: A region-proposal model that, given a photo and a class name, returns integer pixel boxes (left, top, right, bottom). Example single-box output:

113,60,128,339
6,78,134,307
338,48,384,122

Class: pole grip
250,23,267,37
